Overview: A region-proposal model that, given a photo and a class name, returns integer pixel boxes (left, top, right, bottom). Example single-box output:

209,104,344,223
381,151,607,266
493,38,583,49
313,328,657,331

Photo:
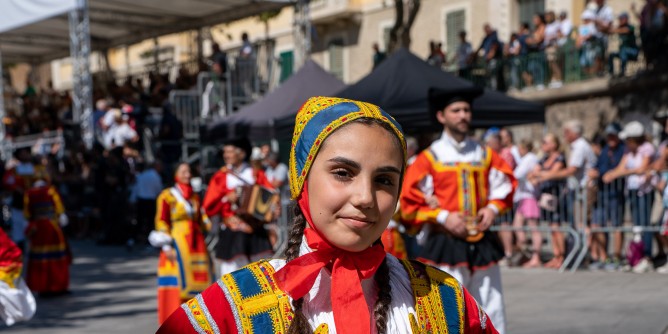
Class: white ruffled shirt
268,239,418,333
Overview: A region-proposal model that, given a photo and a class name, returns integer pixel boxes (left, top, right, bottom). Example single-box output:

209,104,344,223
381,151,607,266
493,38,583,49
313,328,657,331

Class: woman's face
175,163,191,184
518,144,528,156
541,136,555,153
625,137,639,151
306,123,403,252
533,15,541,26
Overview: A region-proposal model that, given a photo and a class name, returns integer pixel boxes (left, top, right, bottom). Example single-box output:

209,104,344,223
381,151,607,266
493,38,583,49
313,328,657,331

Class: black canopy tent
274,49,544,139
206,60,346,142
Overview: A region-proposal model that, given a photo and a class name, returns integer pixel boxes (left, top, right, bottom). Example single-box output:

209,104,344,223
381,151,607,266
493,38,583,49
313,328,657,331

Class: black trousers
136,198,157,243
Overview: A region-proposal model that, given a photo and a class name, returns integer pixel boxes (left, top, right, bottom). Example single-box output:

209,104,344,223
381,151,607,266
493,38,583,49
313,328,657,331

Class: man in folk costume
23,168,71,296
203,137,274,276
0,228,36,326
400,87,516,334
150,163,214,324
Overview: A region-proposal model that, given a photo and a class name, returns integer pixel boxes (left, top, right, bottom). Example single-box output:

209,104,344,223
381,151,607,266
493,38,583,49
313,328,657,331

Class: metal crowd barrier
168,90,201,140
0,130,65,159
493,175,665,272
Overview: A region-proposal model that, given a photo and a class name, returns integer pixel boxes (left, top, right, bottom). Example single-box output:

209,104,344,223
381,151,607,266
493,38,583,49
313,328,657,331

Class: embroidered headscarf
275,96,406,334
288,96,406,199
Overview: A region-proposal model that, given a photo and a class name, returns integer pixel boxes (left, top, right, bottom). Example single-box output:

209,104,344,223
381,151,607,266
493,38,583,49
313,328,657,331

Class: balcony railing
447,36,655,92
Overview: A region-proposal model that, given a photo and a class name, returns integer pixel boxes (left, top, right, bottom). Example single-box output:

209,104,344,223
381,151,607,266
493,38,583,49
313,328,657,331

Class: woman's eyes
332,169,352,180
375,175,395,186
330,168,397,187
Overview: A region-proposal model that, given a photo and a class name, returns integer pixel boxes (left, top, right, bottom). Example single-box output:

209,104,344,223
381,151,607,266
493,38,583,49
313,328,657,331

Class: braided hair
283,205,393,334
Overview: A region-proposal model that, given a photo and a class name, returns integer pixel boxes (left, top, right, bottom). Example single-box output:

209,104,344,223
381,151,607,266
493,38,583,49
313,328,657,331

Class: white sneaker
548,81,563,88
656,263,668,274
632,258,652,273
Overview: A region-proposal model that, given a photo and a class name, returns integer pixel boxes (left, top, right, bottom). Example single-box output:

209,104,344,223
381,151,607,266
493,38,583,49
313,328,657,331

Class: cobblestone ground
3,241,668,333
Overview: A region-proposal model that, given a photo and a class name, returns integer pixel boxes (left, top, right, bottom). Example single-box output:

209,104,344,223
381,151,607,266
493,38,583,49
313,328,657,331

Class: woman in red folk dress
157,97,498,334
24,176,70,296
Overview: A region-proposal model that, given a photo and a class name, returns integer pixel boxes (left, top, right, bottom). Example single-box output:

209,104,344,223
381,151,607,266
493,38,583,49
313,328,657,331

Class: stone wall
510,72,668,152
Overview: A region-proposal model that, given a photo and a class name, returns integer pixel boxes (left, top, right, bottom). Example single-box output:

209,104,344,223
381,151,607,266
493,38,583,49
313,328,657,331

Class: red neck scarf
273,184,386,334
175,181,193,199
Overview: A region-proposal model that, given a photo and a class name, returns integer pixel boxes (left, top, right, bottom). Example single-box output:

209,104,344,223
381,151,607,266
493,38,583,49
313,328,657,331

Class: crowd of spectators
485,116,668,274
430,0,668,91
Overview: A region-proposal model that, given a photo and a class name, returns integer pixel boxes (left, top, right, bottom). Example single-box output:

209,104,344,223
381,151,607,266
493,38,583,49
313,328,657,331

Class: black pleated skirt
418,230,504,269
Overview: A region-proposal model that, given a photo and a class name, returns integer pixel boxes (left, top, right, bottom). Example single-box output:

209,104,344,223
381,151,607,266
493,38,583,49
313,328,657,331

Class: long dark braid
285,205,312,334
283,205,394,333
373,257,392,334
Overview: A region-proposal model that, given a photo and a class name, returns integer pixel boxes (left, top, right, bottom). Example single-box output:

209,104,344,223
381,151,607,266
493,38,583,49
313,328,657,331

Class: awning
0,0,293,64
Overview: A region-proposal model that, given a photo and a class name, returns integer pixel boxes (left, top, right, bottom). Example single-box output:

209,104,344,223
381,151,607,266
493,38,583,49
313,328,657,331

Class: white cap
250,147,263,161
581,10,596,21
619,121,645,139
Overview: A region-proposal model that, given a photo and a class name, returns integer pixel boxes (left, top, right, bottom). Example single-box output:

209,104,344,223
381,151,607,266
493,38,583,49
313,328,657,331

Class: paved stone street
3,240,668,333
5,240,158,333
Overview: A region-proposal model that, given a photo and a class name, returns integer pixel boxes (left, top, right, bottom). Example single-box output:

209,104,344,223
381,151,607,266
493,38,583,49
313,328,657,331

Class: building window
328,38,344,81
518,0,545,29
445,9,466,56
383,26,392,51
279,50,294,83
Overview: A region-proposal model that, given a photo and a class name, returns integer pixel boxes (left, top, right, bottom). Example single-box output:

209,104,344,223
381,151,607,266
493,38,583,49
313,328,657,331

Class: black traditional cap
429,86,484,114
223,136,253,162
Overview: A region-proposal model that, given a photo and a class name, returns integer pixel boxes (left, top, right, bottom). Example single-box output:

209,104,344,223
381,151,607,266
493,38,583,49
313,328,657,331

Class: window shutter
446,10,465,56
519,0,545,29
279,50,294,83
328,39,344,81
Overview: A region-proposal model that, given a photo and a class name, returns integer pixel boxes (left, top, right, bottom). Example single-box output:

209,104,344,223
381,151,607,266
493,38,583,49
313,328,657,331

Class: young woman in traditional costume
157,97,498,333
23,169,70,296
149,163,214,324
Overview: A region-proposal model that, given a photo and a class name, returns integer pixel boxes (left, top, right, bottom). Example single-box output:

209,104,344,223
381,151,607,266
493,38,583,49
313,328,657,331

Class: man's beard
446,121,469,137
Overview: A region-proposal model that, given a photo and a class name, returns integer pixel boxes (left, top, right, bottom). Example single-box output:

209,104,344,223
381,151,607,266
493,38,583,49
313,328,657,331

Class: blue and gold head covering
289,96,406,199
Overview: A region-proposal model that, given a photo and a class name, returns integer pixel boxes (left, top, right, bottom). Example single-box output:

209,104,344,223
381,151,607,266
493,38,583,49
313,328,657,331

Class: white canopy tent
0,0,292,153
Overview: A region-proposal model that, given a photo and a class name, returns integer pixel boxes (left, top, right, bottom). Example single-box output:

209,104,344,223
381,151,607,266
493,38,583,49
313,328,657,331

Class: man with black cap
203,137,274,276
400,86,516,334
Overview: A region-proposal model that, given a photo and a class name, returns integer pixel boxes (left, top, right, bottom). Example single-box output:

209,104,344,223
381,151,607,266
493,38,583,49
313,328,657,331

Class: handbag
539,193,557,212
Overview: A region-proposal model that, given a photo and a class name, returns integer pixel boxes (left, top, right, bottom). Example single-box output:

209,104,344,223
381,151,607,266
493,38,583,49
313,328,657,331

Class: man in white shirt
557,11,573,46
594,0,615,38
593,0,614,74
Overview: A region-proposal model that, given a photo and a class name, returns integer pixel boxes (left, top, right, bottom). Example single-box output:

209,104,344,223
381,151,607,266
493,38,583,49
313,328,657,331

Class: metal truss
69,0,94,149
0,49,6,160
293,0,312,69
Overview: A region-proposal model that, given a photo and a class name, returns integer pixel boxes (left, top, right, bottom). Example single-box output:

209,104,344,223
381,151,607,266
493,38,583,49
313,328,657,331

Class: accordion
236,185,280,225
